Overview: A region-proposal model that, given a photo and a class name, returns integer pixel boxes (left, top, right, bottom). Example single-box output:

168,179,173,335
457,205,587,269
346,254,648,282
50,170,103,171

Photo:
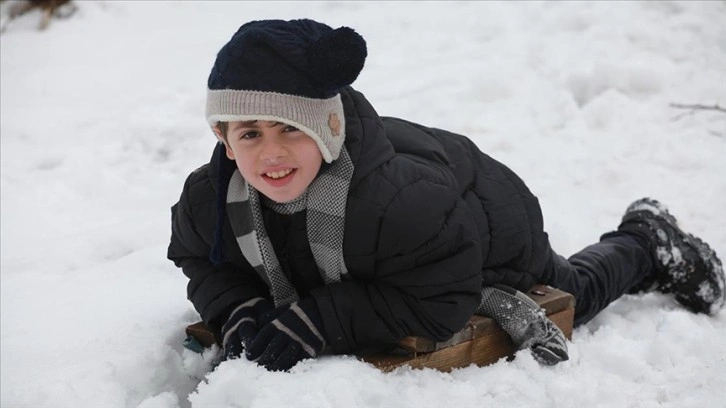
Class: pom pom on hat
205,19,368,162
310,27,367,93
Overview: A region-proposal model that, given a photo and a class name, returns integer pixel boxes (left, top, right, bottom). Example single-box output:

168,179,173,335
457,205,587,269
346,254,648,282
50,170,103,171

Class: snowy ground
2,1,725,407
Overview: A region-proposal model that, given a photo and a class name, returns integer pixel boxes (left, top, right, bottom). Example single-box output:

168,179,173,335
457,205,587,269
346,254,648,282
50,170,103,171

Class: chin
265,190,304,203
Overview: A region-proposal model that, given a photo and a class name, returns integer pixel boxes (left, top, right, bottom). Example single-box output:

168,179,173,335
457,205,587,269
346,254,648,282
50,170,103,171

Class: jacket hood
337,87,395,189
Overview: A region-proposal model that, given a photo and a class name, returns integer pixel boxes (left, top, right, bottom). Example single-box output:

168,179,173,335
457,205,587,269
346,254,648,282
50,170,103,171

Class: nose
259,135,286,163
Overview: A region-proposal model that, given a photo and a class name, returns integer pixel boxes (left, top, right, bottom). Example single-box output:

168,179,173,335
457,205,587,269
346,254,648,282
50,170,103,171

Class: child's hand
245,298,326,371
476,284,569,366
221,297,274,359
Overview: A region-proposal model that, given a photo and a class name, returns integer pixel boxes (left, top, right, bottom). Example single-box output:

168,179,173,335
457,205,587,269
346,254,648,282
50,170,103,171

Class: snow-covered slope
1,2,725,407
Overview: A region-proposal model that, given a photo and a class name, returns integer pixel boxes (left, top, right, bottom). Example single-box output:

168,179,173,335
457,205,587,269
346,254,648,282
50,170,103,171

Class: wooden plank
396,285,574,352
362,285,575,372
363,307,574,372
185,321,219,348
548,304,575,340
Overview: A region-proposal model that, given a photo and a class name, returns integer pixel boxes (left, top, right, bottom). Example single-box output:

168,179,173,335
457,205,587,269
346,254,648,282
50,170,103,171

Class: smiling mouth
264,168,295,179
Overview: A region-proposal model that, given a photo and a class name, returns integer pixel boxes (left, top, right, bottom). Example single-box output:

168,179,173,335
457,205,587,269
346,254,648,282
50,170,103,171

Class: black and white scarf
225,148,355,307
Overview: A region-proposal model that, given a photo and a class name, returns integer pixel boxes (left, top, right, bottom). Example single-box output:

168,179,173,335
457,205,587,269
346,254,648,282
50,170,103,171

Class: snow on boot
618,198,725,315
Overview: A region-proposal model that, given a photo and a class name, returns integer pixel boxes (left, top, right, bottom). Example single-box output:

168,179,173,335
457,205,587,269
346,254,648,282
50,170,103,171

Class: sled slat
362,285,575,371
395,285,574,353
185,321,219,348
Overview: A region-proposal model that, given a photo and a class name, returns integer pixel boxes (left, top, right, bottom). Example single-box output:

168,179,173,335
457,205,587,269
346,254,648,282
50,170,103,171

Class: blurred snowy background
1,1,725,407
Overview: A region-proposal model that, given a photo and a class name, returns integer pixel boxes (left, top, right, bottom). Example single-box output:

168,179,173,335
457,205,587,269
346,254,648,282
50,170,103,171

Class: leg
545,197,726,326
543,232,653,327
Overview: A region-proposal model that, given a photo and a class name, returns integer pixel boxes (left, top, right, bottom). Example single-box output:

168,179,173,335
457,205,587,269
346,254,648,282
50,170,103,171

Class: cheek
299,140,324,171
237,160,257,181
230,148,257,178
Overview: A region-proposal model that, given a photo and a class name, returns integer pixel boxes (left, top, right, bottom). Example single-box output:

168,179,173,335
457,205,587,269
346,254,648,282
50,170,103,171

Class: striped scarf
225,148,354,307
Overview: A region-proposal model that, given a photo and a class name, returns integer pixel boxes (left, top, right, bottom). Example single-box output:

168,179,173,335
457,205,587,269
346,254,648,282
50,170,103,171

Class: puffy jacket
168,87,551,354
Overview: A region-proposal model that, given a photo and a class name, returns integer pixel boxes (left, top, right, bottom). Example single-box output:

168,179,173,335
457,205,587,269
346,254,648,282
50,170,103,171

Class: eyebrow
230,120,284,131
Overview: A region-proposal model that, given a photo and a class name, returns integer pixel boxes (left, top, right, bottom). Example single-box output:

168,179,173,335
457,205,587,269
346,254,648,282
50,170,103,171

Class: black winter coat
168,88,551,354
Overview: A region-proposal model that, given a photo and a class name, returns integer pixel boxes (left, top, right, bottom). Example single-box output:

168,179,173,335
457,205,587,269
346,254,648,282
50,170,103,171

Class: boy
168,19,725,372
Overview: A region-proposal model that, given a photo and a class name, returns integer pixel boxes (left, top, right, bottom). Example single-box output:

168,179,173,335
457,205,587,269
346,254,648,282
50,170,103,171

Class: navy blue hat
206,19,367,163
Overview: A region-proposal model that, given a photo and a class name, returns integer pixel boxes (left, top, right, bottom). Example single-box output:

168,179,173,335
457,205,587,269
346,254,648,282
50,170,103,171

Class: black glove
220,297,273,359
245,297,327,371
476,284,569,366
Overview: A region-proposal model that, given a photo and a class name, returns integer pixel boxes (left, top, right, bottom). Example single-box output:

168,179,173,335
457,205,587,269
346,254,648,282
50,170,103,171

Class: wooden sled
363,285,574,371
184,285,575,372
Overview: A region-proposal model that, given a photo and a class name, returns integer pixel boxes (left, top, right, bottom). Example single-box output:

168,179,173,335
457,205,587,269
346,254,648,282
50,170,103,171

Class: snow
1,1,725,407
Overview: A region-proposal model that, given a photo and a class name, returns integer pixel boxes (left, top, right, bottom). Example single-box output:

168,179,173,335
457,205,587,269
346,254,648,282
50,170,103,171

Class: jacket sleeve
311,178,483,354
167,173,269,331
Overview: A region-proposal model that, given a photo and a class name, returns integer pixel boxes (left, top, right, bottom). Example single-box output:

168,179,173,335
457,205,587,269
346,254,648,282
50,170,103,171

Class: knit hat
206,19,367,163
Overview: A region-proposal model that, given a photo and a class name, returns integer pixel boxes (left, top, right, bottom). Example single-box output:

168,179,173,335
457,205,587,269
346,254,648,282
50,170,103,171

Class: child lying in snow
167,19,726,371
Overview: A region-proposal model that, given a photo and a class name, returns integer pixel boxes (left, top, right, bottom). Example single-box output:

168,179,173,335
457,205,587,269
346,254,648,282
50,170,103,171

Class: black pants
543,232,654,326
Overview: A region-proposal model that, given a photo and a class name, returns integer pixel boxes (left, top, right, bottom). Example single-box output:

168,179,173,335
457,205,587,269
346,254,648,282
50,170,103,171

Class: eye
239,131,260,140
283,125,300,133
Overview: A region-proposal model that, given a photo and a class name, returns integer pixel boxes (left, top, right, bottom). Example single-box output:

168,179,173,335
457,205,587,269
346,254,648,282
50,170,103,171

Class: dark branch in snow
669,103,726,124
0,0,76,34
670,103,726,114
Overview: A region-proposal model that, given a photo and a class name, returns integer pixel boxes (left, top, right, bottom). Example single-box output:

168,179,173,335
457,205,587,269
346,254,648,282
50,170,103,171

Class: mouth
264,168,294,179
261,168,297,186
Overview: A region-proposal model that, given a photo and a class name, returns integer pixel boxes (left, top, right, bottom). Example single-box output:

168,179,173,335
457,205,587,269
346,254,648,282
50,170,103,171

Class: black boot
617,198,725,315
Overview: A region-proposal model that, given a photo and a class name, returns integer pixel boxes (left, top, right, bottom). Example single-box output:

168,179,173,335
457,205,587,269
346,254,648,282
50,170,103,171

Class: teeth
265,169,293,179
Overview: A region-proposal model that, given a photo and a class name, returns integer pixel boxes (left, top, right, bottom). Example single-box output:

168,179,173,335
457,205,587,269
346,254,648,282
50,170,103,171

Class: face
216,120,323,203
